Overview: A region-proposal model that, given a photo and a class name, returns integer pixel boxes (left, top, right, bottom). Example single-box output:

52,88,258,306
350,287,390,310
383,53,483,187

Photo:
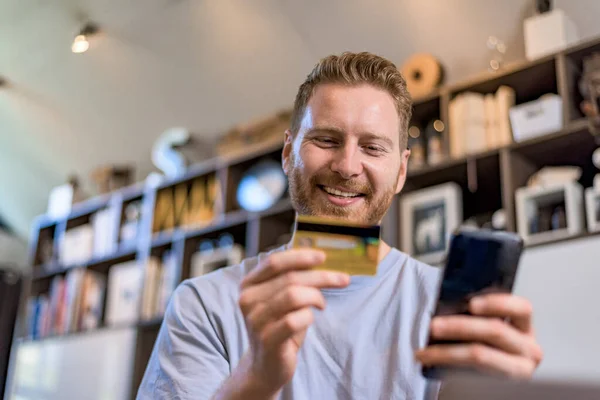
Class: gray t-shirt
137,247,442,399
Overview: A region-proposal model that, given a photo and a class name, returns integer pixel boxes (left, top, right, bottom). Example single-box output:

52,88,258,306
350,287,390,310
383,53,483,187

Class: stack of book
26,253,181,339
26,268,105,339
140,251,179,321
449,86,516,157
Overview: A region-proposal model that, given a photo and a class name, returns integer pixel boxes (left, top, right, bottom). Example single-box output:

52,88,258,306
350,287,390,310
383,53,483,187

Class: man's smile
318,185,365,198
316,184,367,207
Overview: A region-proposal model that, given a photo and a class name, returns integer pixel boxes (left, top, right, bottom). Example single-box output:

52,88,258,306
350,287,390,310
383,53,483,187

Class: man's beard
287,155,397,225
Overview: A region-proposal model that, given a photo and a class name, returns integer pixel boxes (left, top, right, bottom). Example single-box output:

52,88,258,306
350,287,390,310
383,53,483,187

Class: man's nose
330,144,363,179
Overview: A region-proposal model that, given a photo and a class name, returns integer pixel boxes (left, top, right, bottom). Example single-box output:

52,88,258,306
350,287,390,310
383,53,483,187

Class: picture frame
515,181,584,245
585,186,600,233
400,182,462,265
190,244,244,278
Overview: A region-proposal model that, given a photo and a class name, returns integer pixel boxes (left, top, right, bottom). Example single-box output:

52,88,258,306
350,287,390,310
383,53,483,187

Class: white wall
515,235,600,383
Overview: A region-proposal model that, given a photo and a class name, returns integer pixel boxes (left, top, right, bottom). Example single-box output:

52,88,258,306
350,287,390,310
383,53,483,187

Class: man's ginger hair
291,51,412,150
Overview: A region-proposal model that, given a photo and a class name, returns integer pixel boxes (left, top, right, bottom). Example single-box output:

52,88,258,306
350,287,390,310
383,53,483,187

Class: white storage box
509,95,563,142
585,186,600,233
515,181,584,245
524,9,578,60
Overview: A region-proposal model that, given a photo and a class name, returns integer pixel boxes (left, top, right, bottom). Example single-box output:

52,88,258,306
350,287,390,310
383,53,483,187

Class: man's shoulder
392,248,442,294
404,251,442,281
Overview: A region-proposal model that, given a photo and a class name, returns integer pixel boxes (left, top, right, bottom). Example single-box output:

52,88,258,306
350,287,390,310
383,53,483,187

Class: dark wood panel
257,208,295,254
502,150,538,234
410,95,440,127
412,88,442,106
556,54,574,124
131,328,160,400
448,55,558,104
499,149,515,232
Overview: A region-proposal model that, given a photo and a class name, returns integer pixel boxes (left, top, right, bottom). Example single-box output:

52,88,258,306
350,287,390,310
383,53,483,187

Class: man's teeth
322,186,361,198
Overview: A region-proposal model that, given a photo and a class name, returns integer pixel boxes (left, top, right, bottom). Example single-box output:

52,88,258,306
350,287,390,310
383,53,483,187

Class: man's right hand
235,248,350,398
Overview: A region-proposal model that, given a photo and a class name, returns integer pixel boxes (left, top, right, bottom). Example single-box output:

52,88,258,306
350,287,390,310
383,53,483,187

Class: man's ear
282,129,293,176
395,148,411,194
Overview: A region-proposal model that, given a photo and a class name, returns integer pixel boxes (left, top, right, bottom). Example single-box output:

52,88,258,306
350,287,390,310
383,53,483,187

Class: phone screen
422,229,523,379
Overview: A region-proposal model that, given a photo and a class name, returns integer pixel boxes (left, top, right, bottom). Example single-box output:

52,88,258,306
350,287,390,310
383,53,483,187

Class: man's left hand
415,293,544,379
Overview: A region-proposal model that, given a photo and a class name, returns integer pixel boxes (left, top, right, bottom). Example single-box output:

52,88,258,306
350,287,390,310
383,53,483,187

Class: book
461,92,487,154
92,206,118,258
59,225,94,266
141,257,160,320
156,251,179,316
63,268,85,333
79,270,106,331
105,261,143,327
485,93,498,149
47,276,66,335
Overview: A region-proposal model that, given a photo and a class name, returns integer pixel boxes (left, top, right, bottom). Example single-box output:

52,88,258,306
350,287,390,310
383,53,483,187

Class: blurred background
2,0,600,399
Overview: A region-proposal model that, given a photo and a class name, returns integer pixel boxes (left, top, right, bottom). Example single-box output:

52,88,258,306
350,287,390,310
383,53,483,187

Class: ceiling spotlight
72,23,98,54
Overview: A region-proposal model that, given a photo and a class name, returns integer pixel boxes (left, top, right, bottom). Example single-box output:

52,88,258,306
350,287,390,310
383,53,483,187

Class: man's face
283,83,410,225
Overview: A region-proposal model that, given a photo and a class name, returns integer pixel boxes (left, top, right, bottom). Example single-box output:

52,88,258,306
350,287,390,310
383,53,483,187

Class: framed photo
515,181,584,245
585,186,600,233
400,182,462,265
190,244,244,278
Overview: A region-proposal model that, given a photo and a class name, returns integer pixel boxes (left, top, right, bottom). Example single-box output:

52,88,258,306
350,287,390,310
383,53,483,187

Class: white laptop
438,373,600,400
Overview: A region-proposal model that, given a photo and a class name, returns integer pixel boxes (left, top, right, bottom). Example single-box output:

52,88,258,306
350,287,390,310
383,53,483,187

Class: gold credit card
292,215,381,276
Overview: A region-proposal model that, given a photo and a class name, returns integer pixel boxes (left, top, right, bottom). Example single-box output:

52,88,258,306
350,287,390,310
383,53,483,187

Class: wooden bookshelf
17,36,600,399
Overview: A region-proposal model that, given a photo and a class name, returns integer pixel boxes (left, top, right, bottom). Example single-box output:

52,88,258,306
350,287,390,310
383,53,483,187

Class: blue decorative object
236,159,287,212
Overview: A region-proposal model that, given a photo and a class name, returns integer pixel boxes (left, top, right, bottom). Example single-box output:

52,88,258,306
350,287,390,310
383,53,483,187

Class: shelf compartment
32,247,138,280
257,204,296,254
509,119,597,189
181,221,248,281
31,223,58,270
449,56,558,105
224,146,285,214
562,40,600,122
402,149,503,223
152,170,222,235
410,95,441,128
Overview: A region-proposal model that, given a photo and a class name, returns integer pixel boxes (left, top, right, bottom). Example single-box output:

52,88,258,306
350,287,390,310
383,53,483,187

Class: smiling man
137,52,543,399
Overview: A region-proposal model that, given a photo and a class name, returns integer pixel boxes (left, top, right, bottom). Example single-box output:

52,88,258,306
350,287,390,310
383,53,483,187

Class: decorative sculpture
152,127,213,179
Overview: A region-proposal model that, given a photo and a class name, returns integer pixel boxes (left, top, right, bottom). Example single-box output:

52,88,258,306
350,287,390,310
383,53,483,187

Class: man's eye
364,145,384,155
314,137,336,145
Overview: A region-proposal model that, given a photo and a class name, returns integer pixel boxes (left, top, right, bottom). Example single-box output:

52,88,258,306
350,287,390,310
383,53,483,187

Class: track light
72,23,98,54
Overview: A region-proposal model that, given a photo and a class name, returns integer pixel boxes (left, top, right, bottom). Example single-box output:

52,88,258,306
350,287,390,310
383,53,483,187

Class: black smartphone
421,228,524,380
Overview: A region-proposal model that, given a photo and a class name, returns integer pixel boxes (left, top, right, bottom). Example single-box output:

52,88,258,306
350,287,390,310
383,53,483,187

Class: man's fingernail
338,273,350,284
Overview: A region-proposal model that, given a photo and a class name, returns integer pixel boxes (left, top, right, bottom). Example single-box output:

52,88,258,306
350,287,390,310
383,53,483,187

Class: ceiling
1,0,600,240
